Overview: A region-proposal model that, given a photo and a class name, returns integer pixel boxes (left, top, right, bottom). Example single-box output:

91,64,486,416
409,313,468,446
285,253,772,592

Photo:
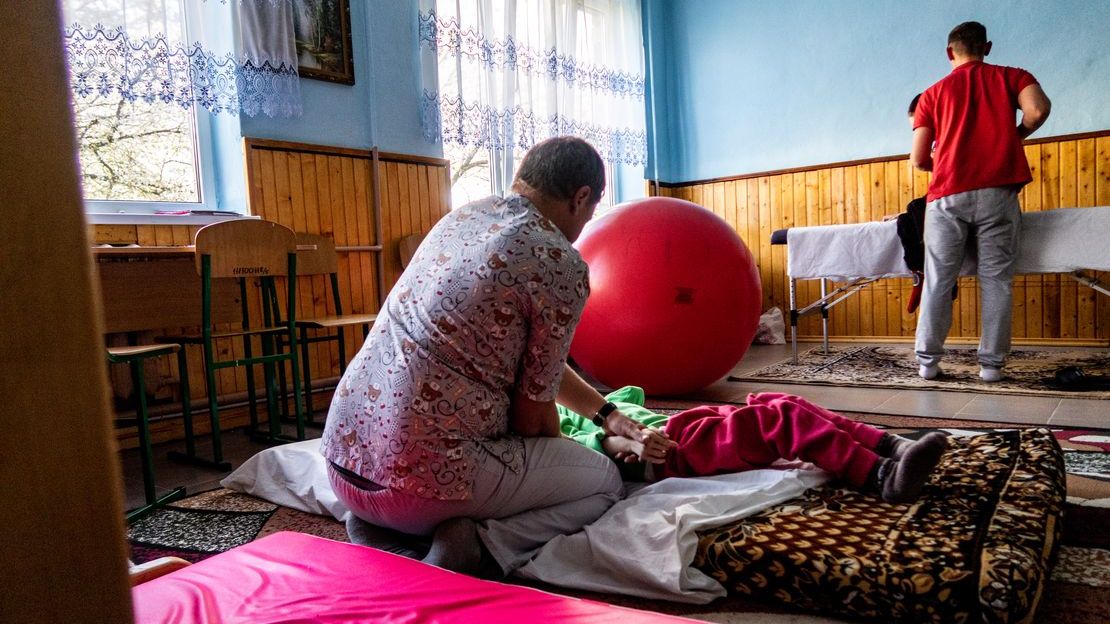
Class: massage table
772,206,1110,363
131,531,701,623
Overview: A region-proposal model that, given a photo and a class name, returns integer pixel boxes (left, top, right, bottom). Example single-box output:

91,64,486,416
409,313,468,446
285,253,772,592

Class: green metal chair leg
264,359,281,440
338,327,349,375
266,278,291,424
276,355,291,421
241,277,260,432
166,346,229,471
202,340,224,465
124,359,186,525
176,347,195,459
285,258,305,442
125,486,186,524
244,355,260,432
300,327,314,423
289,342,306,442
132,361,156,504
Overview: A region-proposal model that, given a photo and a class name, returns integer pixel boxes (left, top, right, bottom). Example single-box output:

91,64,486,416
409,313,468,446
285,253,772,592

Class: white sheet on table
1014,207,1110,274
515,468,831,604
786,206,1110,280
788,220,910,281
221,438,352,521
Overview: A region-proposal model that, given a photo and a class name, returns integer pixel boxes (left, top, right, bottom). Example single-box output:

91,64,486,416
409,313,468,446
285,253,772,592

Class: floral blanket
695,429,1066,624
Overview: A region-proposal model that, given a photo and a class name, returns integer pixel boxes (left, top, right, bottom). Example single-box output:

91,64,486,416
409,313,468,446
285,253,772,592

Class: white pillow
221,439,350,521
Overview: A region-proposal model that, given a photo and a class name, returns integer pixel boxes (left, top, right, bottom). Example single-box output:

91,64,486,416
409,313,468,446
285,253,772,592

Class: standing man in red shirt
911,21,1051,382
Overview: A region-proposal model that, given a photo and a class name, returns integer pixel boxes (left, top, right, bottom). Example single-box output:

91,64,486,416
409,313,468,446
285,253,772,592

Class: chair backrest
294,232,339,276
399,233,426,269
194,220,297,278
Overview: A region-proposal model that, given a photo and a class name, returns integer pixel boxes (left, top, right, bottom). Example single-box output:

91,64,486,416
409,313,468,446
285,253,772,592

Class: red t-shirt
914,61,1038,202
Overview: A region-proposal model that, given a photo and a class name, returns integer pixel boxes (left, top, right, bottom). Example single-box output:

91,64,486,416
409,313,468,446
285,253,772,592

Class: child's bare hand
638,429,673,464
613,451,642,464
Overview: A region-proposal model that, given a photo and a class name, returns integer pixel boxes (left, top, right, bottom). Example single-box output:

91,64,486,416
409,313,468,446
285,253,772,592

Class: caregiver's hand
603,412,675,464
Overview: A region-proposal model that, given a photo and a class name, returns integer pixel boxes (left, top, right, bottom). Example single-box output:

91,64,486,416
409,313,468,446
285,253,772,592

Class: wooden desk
92,245,195,258
93,243,322,333
94,247,240,334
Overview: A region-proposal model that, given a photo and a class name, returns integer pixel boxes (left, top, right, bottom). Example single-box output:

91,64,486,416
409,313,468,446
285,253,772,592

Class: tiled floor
120,341,1109,513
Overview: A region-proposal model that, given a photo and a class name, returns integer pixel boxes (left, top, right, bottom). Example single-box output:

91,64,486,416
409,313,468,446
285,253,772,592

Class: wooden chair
129,556,191,587
106,344,187,523
399,233,426,269
158,220,306,467
271,232,377,422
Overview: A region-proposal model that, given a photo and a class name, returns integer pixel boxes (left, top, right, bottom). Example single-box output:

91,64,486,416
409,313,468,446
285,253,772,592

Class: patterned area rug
128,418,1110,623
728,345,1110,399
128,489,348,564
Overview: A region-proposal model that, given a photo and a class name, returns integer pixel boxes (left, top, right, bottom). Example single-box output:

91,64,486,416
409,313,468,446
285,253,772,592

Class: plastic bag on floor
753,307,786,344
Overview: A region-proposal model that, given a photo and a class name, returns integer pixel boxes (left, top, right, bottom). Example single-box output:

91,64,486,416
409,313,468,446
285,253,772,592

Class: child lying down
559,387,946,503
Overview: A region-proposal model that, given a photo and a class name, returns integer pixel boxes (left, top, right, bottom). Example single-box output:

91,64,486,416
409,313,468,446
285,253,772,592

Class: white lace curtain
62,0,302,118
419,0,647,183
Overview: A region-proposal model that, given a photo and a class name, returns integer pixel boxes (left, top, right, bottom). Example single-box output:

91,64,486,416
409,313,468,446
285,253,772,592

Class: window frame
82,107,221,220
76,2,233,223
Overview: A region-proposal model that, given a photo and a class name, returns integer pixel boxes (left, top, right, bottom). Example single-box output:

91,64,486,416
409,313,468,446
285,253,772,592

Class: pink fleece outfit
658,392,884,487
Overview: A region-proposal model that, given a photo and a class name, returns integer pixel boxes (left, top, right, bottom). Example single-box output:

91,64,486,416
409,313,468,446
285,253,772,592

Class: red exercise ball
570,197,762,396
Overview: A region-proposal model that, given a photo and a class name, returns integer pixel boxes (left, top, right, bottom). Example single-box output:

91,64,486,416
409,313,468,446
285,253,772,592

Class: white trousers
329,436,624,574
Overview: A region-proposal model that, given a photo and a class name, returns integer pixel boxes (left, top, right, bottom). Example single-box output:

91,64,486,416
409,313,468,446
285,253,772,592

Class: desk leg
820,278,829,354
131,361,156,505
176,347,195,459
126,486,186,524
1072,271,1110,297
790,278,798,365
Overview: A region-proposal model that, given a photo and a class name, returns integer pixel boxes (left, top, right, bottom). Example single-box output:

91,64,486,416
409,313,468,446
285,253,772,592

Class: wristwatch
591,401,618,427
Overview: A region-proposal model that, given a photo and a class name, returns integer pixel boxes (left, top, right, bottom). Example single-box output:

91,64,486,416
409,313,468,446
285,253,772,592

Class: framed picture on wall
293,0,355,85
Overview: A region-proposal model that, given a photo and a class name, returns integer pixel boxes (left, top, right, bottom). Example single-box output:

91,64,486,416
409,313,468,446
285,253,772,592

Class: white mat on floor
222,439,830,603
517,468,830,603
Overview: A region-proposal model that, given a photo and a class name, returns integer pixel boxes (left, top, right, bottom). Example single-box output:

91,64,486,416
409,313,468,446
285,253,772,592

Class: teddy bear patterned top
321,193,591,500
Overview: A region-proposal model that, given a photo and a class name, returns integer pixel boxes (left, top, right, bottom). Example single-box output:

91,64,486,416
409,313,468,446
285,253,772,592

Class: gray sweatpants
915,187,1022,369
329,436,623,575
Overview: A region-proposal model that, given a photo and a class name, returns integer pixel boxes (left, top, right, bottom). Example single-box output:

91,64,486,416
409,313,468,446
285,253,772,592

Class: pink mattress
132,531,696,623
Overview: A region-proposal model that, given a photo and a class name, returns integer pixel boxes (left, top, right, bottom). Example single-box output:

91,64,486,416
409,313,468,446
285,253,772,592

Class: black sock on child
876,433,915,460
871,432,948,503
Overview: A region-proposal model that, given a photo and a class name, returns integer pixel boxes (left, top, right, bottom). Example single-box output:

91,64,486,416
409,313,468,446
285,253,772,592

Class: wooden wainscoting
90,139,451,445
652,131,1110,345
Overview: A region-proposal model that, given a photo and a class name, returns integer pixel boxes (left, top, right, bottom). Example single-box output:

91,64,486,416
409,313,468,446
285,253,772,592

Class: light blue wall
240,0,436,157
645,0,1110,183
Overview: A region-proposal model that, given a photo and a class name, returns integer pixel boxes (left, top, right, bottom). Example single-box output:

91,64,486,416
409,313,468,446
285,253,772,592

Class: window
64,1,216,215
420,0,647,212
445,143,493,208
447,143,619,213
62,0,301,219
73,91,211,208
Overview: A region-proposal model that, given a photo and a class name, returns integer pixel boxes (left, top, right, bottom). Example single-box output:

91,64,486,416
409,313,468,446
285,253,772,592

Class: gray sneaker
919,363,941,380
980,367,1003,383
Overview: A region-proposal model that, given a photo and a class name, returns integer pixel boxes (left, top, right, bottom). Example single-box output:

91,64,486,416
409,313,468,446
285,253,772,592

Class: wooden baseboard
114,385,337,450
